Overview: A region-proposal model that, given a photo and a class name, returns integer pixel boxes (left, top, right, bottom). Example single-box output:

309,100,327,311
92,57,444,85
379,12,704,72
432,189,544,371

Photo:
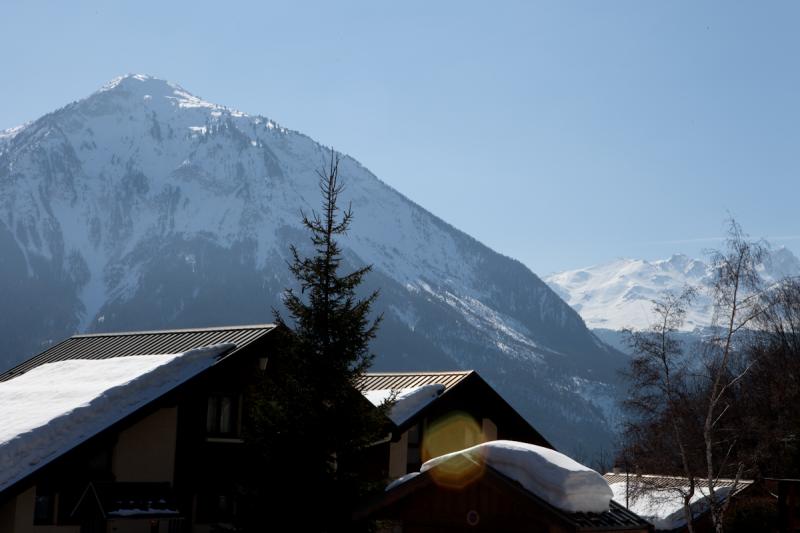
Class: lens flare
423,412,487,489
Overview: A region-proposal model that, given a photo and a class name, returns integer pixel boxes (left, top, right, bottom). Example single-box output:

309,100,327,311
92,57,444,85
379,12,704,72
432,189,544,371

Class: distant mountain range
546,247,800,333
0,74,627,456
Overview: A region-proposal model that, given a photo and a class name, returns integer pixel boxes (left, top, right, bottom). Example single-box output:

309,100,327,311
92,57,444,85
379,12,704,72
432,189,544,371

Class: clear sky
2,1,798,275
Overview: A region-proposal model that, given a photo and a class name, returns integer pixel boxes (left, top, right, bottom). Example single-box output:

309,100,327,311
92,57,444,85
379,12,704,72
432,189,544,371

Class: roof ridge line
364,370,473,376
605,473,754,483
72,324,277,338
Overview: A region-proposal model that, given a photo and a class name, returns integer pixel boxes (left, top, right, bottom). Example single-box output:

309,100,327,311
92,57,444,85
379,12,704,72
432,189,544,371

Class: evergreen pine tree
243,150,384,531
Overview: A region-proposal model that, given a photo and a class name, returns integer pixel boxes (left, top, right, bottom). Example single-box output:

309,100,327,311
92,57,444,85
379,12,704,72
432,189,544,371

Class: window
205,394,240,437
33,485,55,525
195,491,236,524
406,423,422,472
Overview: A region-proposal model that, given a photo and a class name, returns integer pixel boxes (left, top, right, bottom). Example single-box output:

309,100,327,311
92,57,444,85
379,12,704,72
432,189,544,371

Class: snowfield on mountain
547,248,800,332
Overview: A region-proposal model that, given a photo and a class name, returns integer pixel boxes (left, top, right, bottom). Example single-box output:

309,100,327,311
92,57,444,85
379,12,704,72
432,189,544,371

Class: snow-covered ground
0,343,233,492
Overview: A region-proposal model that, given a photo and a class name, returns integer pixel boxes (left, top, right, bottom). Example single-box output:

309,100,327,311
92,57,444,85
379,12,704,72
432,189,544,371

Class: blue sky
2,1,798,274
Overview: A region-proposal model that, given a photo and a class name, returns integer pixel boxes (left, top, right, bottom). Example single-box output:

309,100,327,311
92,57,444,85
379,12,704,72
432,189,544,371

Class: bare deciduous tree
701,220,767,533
620,219,772,533
622,287,699,532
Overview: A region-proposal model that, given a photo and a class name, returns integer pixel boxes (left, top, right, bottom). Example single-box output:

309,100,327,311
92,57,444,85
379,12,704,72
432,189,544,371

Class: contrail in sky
641,235,800,246
644,236,725,245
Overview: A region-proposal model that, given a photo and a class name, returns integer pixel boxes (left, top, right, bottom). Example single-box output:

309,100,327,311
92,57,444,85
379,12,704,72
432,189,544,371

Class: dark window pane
407,424,420,445
206,395,239,437
407,423,423,472
196,491,235,523
219,396,232,434
407,448,421,468
206,397,219,433
33,488,54,525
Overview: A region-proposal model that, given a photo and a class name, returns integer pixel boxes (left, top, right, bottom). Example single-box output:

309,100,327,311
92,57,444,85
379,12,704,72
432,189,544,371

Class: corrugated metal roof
359,371,473,392
0,324,276,382
604,473,753,496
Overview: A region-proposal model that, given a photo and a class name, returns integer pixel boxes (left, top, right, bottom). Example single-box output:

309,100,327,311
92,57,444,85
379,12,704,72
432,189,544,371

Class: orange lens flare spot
427,453,485,490
422,412,484,462
422,412,487,489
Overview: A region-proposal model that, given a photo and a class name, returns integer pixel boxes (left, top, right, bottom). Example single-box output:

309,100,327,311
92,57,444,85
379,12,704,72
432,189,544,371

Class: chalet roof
603,473,755,530
1,324,276,382
359,370,473,393
360,370,553,449
0,324,277,500
603,473,753,496
359,454,653,531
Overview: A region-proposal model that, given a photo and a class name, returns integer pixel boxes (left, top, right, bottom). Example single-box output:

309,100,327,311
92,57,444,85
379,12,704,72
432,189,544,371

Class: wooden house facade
358,453,654,533
0,324,281,533
359,371,553,482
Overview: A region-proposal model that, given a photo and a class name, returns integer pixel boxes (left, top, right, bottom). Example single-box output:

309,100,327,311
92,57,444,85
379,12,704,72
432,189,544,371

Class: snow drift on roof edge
363,384,445,425
419,440,613,513
0,343,234,493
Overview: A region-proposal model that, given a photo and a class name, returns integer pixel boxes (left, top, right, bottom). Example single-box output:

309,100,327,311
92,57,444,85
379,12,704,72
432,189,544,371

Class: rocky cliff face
0,75,626,455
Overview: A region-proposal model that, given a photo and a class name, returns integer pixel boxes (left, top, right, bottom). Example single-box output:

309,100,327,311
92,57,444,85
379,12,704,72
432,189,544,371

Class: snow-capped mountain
0,74,626,455
546,248,800,332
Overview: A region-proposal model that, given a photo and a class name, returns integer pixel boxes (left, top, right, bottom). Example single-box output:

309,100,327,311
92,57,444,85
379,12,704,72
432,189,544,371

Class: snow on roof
609,481,733,530
384,472,420,492
420,440,613,513
0,343,234,493
108,508,180,517
363,384,445,425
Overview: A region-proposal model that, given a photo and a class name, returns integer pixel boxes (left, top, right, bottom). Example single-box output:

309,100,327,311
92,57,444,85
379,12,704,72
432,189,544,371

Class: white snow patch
571,376,621,429
421,440,613,513
109,508,179,517
415,285,541,363
385,472,420,491
0,343,234,492
0,124,26,140
168,89,216,110
389,303,418,332
363,384,445,425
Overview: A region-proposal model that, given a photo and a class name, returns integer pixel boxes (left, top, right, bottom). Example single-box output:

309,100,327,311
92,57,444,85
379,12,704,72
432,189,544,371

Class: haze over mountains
0,75,627,455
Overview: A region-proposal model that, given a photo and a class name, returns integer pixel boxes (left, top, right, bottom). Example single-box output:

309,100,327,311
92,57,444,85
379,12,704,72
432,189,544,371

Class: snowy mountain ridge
546,248,800,331
0,74,626,454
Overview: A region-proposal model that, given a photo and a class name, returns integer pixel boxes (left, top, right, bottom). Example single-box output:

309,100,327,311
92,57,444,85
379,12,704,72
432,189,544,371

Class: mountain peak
100,74,182,96
0,75,627,454
763,246,800,279
91,74,247,118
